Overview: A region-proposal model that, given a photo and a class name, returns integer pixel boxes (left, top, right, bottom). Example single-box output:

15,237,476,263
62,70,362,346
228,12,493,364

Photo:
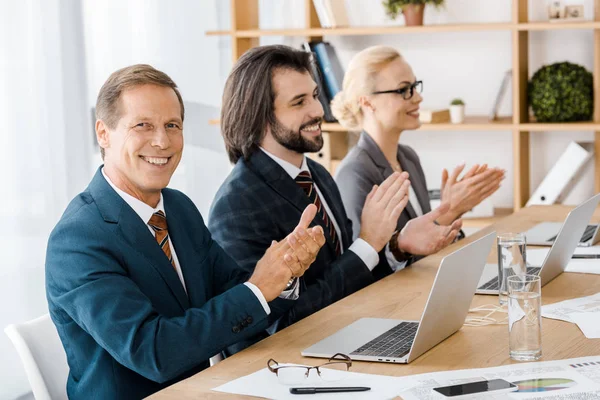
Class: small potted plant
449,98,465,124
382,0,445,26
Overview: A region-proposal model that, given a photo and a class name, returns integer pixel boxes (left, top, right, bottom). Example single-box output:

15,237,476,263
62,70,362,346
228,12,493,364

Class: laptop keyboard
350,321,418,359
478,267,541,291
547,225,596,243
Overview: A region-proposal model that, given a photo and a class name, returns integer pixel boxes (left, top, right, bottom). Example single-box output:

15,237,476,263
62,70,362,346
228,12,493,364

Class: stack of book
302,41,344,122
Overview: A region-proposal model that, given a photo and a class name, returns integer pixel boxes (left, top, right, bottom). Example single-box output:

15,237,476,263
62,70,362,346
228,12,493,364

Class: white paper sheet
542,292,600,323
571,312,600,339
212,365,413,400
526,247,600,275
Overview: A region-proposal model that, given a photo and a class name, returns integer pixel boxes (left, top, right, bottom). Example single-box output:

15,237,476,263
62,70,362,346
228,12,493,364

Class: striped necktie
295,171,341,256
148,210,176,269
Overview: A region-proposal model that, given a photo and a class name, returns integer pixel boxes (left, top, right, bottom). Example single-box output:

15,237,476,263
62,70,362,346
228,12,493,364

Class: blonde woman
333,46,504,266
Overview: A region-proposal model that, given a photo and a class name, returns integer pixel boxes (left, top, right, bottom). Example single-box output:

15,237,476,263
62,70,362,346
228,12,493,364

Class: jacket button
246,316,253,324
232,325,241,333
241,320,249,327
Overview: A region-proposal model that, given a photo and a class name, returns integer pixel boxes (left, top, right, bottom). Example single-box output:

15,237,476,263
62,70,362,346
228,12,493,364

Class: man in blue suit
209,45,459,348
45,64,325,399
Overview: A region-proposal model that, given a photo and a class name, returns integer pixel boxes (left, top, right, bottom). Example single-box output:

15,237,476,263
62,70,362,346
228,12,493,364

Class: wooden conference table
150,205,600,399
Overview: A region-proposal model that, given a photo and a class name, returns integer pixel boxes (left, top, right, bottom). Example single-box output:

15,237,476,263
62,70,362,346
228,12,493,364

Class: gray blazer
334,131,432,241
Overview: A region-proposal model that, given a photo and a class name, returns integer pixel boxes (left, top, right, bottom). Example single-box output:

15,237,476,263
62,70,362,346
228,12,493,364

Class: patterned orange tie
148,210,176,269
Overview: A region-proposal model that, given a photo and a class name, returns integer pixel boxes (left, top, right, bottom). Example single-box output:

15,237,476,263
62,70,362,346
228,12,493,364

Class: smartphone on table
433,378,518,398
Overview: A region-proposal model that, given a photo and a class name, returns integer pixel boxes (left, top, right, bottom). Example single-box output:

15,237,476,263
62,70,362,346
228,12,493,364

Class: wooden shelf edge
206,21,600,38
520,121,600,131
519,21,600,31
210,119,600,132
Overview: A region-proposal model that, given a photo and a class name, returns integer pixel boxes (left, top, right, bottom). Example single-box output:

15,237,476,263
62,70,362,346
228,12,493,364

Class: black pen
290,386,371,395
572,254,600,259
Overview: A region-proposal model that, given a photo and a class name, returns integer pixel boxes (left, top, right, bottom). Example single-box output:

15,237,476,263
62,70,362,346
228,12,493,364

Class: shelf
324,116,513,132
518,21,600,31
207,23,514,37
210,117,600,132
520,121,600,131
419,116,513,131
206,21,600,38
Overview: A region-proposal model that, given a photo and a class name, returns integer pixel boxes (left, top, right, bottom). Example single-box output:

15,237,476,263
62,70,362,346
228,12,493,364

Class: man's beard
270,117,324,154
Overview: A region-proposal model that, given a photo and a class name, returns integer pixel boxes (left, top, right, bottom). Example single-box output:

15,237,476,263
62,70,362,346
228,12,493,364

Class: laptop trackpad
302,318,401,358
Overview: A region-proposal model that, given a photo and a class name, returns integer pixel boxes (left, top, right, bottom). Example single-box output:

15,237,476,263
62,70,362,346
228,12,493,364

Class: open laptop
525,222,600,247
301,231,496,364
477,193,600,294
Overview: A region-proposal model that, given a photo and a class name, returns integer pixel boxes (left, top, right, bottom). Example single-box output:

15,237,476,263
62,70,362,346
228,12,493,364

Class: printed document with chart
397,356,600,399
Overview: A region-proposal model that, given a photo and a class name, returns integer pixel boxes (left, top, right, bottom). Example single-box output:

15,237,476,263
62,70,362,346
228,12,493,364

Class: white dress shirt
101,168,270,314
260,148,380,271
408,187,424,217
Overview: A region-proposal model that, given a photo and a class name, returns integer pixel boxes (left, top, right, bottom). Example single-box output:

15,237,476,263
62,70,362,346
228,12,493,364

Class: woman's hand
436,163,505,226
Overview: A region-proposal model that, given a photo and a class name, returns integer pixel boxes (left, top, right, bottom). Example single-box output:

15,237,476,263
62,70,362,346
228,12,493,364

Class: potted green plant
382,0,445,26
449,98,465,124
528,62,593,122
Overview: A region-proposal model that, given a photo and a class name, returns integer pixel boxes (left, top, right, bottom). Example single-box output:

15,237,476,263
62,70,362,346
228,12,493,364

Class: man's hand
359,172,410,252
397,202,462,256
285,205,326,277
436,163,505,225
248,204,326,302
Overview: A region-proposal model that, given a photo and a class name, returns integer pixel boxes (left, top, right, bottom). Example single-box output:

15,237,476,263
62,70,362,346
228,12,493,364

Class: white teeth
302,124,320,132
142,156,168,165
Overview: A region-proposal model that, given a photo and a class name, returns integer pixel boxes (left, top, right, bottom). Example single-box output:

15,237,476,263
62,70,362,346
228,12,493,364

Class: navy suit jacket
208,151,392,347
45,168,279,400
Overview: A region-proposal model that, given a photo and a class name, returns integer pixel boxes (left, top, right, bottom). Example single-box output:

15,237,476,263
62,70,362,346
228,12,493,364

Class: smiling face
96,84,183,206
267,68,324,154
367,57,423,132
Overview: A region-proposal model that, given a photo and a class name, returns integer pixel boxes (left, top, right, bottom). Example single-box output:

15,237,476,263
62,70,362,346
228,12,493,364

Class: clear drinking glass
497,233,527,305
508,274,542,361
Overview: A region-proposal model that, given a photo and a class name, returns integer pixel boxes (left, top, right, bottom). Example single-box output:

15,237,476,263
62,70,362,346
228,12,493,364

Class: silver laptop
526,222,600,247
301,232,496,364
477,193,600,295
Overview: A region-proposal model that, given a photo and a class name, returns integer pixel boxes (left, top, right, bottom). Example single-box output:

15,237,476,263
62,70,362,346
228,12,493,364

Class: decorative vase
403,4,425,26
450,105,465,124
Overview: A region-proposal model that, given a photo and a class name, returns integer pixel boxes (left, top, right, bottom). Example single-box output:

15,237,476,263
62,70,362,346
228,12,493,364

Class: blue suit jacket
208,151,392,351
46,168,277,400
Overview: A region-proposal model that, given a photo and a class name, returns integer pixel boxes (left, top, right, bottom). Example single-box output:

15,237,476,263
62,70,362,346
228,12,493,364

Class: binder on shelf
312,42,344,101
301,42,336,122
490,69,512,121
312,0,331,27
312,0,349,28
526,141,594,206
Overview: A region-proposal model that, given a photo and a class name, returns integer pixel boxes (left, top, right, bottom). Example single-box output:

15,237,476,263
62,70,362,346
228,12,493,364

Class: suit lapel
89,167,190,311
247,151,311,215
358,132,418,219
246,151,337,254
163,194,206,307
397,146,431,215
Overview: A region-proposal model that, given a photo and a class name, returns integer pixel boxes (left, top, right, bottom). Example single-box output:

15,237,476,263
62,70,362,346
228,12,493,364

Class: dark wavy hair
220,45,315,163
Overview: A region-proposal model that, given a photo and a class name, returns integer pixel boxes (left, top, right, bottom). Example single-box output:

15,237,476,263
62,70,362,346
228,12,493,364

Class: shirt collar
101,167,165,225
260,147,309,179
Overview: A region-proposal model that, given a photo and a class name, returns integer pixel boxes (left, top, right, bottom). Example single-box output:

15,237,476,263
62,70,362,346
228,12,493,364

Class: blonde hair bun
331,90,361,130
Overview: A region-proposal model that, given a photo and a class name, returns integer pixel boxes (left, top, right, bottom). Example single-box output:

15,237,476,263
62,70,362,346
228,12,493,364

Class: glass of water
497,233,527,305
508,274,542,361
